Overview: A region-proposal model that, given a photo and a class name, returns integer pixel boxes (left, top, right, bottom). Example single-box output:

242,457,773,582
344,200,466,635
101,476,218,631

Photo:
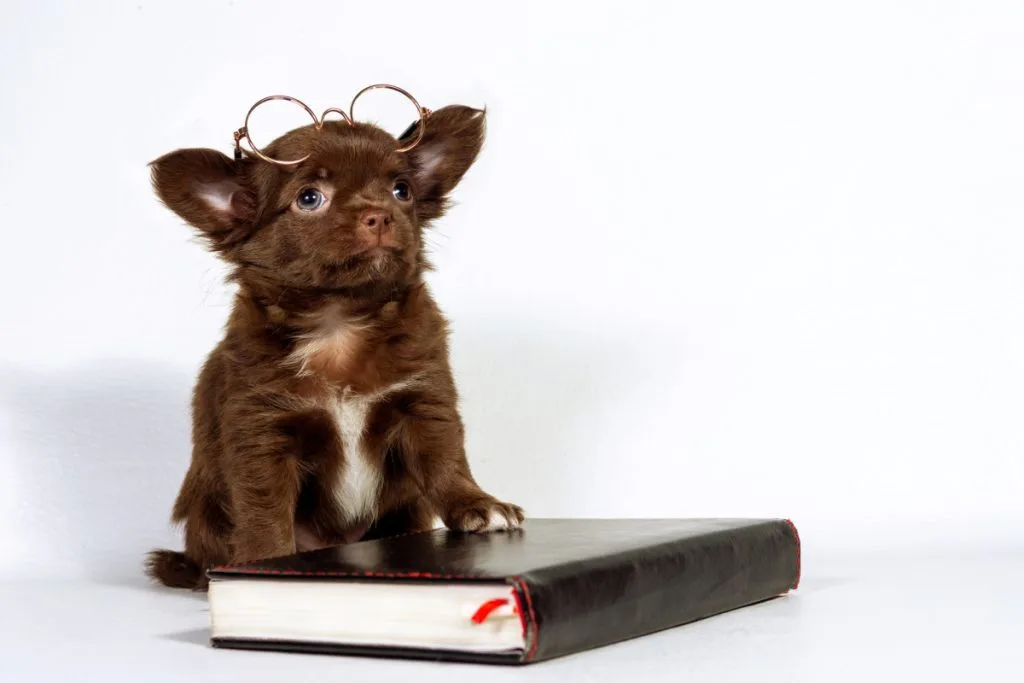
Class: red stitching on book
783,518,801,589
210,567,483,580
510,576,539,661
509,585,527,638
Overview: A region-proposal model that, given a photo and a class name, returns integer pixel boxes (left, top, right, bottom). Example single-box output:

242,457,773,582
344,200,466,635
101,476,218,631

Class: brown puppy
145,100,523,590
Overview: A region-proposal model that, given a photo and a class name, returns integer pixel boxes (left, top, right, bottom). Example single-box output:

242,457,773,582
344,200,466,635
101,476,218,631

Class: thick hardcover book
206,517,800,664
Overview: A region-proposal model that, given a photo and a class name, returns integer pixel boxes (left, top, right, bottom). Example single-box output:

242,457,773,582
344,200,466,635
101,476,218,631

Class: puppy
145,98,523,590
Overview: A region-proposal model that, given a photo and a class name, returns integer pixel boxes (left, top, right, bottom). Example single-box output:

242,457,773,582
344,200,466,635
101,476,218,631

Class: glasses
232,83,432,166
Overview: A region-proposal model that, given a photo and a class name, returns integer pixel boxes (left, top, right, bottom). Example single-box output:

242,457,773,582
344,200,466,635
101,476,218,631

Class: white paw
482,508,520,531
447,499,525,533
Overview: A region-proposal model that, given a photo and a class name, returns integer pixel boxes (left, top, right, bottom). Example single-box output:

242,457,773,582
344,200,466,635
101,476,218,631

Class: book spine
513,519,800,663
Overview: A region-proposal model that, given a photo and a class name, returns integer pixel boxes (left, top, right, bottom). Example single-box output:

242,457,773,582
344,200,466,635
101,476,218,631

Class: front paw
444,497,525,533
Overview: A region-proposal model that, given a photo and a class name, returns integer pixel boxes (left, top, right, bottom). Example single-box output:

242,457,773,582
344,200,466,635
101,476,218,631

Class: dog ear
401,105,486,222
150,148,258,250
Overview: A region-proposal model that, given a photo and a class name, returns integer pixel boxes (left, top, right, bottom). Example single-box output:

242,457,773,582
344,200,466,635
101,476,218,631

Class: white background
1,2,1023,680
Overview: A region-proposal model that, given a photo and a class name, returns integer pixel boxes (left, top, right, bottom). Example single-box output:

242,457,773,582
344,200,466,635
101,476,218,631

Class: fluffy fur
145,103,523,590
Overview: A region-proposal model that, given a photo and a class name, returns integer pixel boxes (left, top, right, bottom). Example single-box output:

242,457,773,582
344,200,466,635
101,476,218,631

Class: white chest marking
285,307,417,525
327,389,381,523
324,380,415,524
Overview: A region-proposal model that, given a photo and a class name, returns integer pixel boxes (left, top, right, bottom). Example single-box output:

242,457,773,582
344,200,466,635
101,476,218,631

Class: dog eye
392,181,412,202
296,188,325,211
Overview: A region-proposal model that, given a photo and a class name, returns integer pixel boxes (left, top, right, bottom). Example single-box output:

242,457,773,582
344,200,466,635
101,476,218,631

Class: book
206,517,801,664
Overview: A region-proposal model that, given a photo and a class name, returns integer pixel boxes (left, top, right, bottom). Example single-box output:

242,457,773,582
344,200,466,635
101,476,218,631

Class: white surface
2,551,1021,681
1,0,1023,677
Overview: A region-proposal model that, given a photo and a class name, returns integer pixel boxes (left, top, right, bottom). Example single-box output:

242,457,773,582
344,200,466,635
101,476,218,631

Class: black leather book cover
207,518,801,664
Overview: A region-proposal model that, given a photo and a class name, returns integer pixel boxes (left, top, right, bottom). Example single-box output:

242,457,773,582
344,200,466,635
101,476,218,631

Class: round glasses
232,84,432,166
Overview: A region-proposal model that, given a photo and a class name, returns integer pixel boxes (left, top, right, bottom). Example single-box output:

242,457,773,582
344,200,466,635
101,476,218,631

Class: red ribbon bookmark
470,598,514,624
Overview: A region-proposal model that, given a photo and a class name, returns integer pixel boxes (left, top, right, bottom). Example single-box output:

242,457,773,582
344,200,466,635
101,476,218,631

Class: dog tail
145,549,202,589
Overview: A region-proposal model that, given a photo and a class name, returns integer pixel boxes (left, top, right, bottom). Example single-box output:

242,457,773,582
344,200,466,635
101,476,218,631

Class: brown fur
145,104,523,590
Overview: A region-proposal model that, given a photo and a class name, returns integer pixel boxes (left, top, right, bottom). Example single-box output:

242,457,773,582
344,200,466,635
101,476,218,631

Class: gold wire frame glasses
232,84,432,166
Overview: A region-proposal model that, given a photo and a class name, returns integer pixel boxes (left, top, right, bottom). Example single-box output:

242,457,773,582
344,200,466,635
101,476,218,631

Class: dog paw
445,498,525,533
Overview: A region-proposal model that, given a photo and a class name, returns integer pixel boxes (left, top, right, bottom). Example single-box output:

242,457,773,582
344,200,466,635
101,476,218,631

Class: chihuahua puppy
145,100,523,590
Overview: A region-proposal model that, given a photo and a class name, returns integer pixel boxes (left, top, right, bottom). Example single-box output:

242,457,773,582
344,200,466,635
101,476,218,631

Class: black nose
359,210,392,234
